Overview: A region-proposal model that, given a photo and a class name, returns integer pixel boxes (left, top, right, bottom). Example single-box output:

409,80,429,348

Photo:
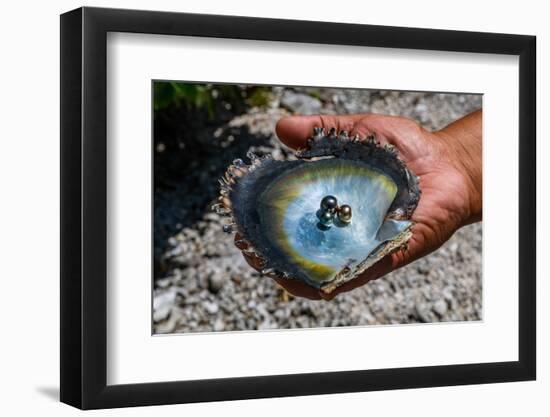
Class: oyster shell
214,128,421,294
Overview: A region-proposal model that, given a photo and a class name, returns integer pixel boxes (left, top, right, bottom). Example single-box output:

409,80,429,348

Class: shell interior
216,129,420,293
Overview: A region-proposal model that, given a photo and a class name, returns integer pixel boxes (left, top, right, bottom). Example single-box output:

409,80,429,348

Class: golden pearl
337,204,352,223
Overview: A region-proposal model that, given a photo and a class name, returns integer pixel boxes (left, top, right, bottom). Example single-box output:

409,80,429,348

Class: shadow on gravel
153,123,271,279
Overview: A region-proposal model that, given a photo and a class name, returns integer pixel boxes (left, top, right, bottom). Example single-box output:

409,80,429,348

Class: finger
275,114,367,150
234,233,248,250
273,276,322,300
241,249,265,271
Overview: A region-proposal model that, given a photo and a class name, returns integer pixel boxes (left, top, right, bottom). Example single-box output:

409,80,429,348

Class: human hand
237,110,482,300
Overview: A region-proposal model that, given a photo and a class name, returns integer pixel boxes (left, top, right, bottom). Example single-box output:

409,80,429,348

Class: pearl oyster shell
214,128,421,294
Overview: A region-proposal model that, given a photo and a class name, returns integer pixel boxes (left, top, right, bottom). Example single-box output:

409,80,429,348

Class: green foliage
153,82,275,119
154,82,217,118
246,87,273,108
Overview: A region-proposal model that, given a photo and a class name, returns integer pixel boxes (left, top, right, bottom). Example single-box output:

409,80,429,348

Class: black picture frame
60,6,536,410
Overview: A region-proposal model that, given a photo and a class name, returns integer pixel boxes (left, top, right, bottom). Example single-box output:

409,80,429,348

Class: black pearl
320,195,338,213
319,210,334,226
337,204,352,223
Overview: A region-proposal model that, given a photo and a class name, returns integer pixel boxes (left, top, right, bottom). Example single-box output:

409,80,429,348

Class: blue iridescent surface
255,159,412,286
282,174,411,272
